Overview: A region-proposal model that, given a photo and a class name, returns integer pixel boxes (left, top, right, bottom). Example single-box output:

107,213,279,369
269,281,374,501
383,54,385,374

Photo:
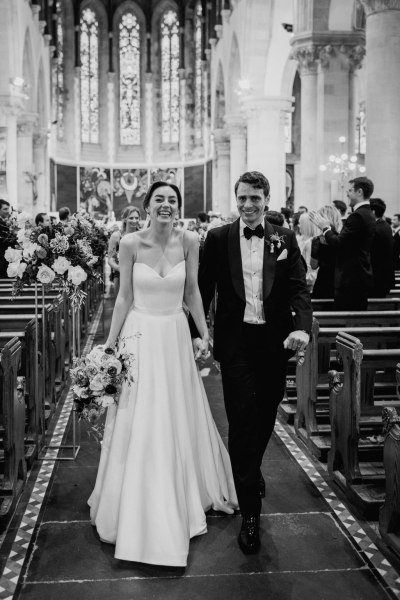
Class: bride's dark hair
142,180,182,211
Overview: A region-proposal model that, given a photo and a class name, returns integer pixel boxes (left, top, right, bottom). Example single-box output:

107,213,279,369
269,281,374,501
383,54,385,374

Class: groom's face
236,182,269,228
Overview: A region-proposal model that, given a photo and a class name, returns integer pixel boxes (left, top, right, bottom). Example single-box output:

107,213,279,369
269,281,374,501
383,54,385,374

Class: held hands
308,211,330,231
192,336,210,361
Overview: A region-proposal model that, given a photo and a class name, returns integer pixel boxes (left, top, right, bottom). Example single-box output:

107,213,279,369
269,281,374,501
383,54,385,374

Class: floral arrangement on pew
4,212,109,308
71,344,135,440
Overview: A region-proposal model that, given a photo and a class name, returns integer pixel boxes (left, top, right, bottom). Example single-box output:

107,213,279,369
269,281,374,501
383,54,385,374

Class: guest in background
310,205,342,300
265,210,285,227
280,207,291,228
298,212,320,292
392,213,400,271
59,206,71,223
35,212,51,227
310,177,376,310
108,206,141,295
0,199,11,278
196,211,208,228
298,205,308,215
333,200,348,224
369,198,394,297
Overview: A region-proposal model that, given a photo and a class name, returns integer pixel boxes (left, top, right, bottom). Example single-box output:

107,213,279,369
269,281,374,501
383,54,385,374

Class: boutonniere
265,233,285,254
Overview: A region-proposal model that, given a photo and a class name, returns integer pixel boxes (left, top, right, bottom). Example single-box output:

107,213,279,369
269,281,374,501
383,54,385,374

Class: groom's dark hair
143,180,182,211
234,171,270,198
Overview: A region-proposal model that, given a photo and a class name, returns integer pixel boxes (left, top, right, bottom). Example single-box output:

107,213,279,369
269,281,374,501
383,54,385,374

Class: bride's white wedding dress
88,259,238,567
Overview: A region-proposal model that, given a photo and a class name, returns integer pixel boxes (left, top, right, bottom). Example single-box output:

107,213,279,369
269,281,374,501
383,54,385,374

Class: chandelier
320,136,366,200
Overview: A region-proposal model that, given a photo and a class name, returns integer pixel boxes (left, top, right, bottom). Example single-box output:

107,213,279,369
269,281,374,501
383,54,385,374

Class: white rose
37,265,56,285
17,211,32,226
72,385,86,398
67,265,87,286
17,262,27,278
7,262,19,278
89,374,104,392
23,241,39,259
52,256,71,275
98,395,114,408
4,247,22,263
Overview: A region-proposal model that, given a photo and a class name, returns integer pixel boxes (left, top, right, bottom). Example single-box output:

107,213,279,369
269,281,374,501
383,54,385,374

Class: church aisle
0,296,398,600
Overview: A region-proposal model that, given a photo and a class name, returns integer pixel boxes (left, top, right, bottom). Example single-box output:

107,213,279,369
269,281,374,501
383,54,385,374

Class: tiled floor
0,293,399,600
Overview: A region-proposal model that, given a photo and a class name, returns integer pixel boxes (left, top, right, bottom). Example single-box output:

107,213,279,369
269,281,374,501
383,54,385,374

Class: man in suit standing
392,213,400,271
191,171,312,554
369,198,394,297
310,177,376,310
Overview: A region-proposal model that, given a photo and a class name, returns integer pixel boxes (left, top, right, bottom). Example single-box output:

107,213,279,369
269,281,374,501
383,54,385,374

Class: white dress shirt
239,219,265,324
353,200,371,211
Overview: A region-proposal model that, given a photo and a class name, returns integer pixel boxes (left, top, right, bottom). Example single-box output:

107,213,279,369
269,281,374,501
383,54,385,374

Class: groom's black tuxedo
191,217,312,517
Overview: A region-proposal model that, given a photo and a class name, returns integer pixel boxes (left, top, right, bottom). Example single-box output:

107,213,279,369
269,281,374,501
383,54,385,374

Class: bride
88,181,238,567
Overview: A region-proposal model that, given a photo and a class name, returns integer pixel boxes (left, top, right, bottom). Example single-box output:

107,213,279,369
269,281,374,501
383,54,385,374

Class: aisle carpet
2,295,399,600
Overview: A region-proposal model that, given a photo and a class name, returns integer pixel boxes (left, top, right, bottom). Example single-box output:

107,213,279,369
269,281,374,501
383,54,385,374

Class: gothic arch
214,62,226,129
227,33,241,114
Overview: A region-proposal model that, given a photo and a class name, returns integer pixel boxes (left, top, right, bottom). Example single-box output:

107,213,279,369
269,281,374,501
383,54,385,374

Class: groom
192,171,312,554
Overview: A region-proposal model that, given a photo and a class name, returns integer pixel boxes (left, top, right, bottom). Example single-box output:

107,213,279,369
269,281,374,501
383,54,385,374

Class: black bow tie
243,224,264,240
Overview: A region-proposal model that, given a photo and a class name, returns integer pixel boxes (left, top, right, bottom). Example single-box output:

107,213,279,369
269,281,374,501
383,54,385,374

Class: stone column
243,96,291,211
213,128,230,216
360,0,400,215
179,70,187,162
224,113,246,211
290,45,319,209
33,129,49,212
17,115,37,214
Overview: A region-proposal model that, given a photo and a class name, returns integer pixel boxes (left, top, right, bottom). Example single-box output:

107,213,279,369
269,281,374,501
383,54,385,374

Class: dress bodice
132,260,185,315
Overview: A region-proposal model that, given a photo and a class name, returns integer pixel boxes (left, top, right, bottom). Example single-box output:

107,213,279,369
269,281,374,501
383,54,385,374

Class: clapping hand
308,211,330,231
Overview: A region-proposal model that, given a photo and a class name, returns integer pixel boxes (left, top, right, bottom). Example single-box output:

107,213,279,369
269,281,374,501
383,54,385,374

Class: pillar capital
360,0,400,15
290,45,319,75
339,44,366,71
291,32,365,72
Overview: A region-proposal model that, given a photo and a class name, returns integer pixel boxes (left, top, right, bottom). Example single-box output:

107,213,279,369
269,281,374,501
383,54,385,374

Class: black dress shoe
259,474,265,498
238,516,260,554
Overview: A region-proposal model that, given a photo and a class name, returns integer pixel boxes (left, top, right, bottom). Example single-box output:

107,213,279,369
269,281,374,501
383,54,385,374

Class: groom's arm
188,229,218,338
287,231,313,334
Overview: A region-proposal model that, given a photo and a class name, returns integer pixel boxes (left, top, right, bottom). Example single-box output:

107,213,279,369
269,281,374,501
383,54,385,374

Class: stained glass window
55,0,64,139
80,8,99,143
119,12,141,145
194,2,202,141
161,10,180,144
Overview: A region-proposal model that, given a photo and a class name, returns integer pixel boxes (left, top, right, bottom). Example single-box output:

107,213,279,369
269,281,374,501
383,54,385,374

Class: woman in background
310,205,343,299
108,206,141,295
298,212,320,292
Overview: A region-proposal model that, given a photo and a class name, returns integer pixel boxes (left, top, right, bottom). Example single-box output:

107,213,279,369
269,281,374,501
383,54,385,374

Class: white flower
104,357,122,375
4,247,22,263
17,228,28,243
67,265,87,286
23,241,39,259
37,265,56,285
7,262,20,278
52,256,71,275
17,262,27,278
88,256,99,266
89,374,104,392
86,346,104,368
97,395,114,408
16,211,32,226
72,385,86,398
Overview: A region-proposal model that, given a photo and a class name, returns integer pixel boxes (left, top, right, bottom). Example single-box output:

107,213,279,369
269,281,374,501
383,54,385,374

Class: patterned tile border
0,304,103,600
274,420,400,599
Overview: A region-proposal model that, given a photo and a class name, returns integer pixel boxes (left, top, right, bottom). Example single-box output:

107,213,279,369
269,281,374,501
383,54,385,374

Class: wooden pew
312,298,400,312
379,404,400,559
0,337,27,527
280,310,400,426
328,332,400,513
294,318,400,459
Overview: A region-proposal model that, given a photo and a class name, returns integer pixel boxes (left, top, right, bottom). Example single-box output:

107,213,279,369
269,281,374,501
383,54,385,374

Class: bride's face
148,186,179,224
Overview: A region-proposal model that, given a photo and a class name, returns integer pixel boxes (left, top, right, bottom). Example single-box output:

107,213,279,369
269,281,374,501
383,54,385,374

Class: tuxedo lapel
263,219,277,300
228,219,245,302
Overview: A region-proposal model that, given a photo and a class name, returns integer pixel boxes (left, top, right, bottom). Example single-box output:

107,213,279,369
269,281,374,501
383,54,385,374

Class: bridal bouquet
71,344,135,440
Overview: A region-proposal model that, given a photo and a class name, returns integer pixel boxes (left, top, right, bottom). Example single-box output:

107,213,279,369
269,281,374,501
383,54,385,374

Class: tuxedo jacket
371,218,394,295
192,218,313,364
324,204,376,295
393,230,400,271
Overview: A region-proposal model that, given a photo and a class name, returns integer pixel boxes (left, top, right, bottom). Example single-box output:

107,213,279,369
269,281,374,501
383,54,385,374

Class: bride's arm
183,232,209,352
105,234,135,348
